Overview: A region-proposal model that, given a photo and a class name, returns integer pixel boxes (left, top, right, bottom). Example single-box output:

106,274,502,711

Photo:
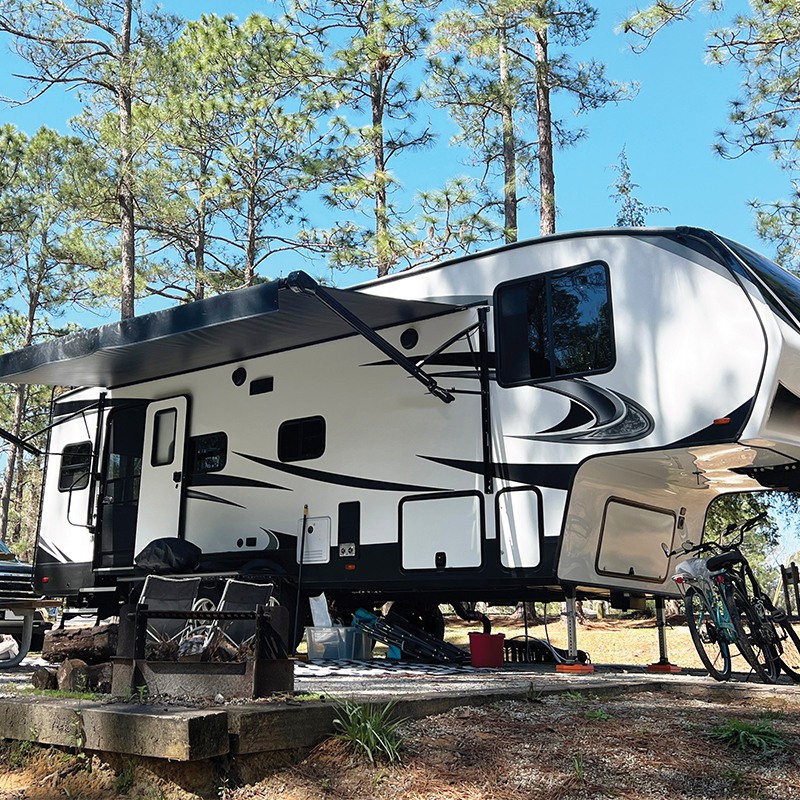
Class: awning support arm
0,425,41,457
282,271,455,404
415,319,481,369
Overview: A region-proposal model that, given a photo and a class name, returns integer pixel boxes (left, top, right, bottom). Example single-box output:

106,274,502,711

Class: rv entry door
134,396,189,556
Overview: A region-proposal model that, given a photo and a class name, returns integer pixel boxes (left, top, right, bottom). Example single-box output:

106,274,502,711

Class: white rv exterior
3,227,800,620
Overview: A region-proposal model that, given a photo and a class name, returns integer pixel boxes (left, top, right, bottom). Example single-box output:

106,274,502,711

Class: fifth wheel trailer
0,226,799,628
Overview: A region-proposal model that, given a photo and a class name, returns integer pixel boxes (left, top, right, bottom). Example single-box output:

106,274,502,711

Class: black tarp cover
0,281,461,388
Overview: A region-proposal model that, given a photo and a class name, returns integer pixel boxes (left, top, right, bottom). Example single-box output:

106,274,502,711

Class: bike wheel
772,614,800,682
684,589,732,681
725,585,778,683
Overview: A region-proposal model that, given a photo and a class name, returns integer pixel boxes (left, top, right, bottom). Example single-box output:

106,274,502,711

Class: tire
772,614,800,682
684,589,732,681
725,585,778,683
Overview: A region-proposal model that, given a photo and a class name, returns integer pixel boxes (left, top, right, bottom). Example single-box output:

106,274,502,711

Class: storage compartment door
401,494,483,570
596,500,675,582
135,396,189,555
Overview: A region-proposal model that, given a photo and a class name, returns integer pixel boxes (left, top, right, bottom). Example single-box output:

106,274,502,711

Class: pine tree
428,0,635,240
291,0,438,276
0,0,181,318
0,127,101,543
620,1,800,268
609,146,668,227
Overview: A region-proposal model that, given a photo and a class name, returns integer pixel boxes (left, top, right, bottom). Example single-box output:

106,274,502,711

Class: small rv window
495,262,614,385
151,408,177,467
190,432,227,473
59,442,92,492
278,416,326,462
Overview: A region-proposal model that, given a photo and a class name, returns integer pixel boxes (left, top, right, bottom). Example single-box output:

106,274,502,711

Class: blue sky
0,0,790,292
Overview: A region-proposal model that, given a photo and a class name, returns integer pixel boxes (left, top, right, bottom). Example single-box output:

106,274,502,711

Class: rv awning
0,278,464,388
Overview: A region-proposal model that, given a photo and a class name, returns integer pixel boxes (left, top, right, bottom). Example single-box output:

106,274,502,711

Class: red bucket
468,632,505,668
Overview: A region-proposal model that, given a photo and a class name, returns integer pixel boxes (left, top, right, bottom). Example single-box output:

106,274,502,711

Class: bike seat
706,551,745,571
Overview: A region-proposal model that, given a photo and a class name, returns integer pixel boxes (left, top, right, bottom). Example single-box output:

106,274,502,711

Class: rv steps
352,609,469,665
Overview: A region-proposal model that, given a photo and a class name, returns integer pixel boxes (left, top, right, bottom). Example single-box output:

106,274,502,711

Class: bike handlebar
663,511,767,558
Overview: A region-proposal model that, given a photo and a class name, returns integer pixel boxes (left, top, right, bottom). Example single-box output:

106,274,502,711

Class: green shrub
708,718,786,755
332,700,404,764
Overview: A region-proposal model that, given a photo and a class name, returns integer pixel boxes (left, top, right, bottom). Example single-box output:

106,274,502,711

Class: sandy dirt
1,618,799,799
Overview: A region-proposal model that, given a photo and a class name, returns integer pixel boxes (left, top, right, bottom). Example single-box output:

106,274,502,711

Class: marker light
717,575,725,583
42,576,49,583
675,576,684,584
345,564,356,571
713,418,731,425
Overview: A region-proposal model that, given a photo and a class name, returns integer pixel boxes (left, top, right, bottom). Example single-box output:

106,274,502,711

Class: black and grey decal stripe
185,489,246,508
235,451,448,492
186,474,291,491
419,455,576,491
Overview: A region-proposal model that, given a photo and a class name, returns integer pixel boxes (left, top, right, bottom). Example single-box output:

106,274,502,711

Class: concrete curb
1,673,798,761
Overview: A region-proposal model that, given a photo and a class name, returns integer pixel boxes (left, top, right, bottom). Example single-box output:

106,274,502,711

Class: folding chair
138,574,202,644
215,579,274,648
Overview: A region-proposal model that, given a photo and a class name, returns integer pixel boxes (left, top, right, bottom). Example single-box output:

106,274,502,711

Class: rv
1,227,798,633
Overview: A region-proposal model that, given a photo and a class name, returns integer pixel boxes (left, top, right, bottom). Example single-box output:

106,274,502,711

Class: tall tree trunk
0,268,39,541
194,156,207,301
12,454,25,545
118,0,136,319
498,18,517,244
0,385,26,542
534,4,555,236
244,132,258,287
368,0,390,277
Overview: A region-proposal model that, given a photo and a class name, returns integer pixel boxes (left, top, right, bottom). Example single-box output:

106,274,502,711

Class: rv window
190,432,227,473
726,239,800,332
58,442,92,492
151,408,177,466
278,416,326,462
495,262,614,385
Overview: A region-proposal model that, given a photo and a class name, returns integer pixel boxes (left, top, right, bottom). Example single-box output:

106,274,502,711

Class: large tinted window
726,239,800,331
496,262,613,386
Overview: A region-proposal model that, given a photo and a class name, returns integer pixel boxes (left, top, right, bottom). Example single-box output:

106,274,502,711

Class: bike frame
673,560,738,645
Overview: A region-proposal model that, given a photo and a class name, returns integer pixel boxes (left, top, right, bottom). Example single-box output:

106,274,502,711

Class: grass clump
586,708,612,721
332,699,404,764
115,759,135,794
708,718,786,755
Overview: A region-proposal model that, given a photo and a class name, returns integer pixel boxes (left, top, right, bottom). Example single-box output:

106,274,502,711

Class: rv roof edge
0,276,462,389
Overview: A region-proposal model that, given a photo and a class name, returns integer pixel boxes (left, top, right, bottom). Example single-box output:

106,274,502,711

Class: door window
58,442,92,492
151,408,178,466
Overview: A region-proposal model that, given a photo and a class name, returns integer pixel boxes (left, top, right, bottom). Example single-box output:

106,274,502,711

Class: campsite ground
1,615,799,800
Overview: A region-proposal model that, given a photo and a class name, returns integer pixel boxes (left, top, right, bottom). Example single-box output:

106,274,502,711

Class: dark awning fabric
0,281,462,388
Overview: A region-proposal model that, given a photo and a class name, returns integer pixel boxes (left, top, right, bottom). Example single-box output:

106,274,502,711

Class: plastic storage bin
305,626,372,661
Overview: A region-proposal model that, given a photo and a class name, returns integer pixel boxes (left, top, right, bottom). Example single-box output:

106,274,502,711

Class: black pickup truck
0,540,52,651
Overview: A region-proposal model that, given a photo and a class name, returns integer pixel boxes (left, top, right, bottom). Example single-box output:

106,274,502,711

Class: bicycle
664,513,798,682
707,514,800,683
